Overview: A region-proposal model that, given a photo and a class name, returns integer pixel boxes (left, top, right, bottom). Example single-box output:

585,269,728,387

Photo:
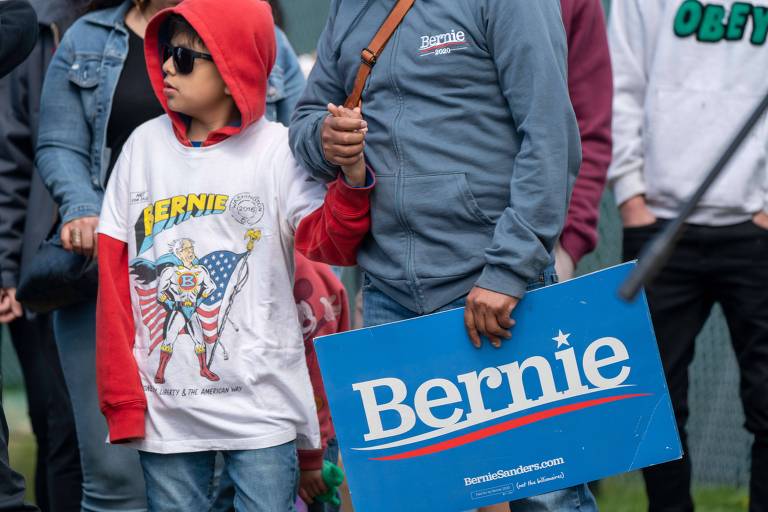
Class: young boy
95,0,371,509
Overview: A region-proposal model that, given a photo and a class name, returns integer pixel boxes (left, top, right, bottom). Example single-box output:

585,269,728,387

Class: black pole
619,90,768,301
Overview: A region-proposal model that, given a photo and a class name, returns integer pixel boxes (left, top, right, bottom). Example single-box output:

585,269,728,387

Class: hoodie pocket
646,86,767,211
404,172,496,279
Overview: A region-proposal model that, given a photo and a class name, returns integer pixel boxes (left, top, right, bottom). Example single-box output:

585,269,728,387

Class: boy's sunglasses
162,44,213,75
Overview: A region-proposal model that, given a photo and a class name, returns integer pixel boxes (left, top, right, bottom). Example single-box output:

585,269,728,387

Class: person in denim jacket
35,0,305,509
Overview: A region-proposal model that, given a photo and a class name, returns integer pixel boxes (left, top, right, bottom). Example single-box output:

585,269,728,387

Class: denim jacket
35,1,305,226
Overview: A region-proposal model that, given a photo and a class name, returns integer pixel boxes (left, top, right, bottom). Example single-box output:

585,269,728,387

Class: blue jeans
139,442,298,512
53,300,147,512
362,271,598,512
362,268,560,326
210,439,340,512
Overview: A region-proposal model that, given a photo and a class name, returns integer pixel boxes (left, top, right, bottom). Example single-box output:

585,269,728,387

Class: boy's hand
464,287,519,349
327,104,367,187
299,469,328,505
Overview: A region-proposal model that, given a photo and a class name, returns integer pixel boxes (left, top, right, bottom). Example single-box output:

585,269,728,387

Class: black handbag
16,231,99,314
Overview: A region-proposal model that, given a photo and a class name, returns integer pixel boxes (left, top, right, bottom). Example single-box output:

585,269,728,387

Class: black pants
9,314,81,512
623,220,768,512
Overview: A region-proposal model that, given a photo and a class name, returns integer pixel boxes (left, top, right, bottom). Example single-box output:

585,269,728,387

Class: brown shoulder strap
343,0,415,109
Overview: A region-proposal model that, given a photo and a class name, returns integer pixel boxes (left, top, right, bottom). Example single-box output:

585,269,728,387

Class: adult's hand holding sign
464,287,520,348
315,262,682,511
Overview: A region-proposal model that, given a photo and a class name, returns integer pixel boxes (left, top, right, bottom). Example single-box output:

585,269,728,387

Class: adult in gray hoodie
290,1,593,510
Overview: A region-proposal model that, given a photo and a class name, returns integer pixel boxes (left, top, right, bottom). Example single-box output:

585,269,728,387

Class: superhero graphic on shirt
129,230,261,384
154,238,219,383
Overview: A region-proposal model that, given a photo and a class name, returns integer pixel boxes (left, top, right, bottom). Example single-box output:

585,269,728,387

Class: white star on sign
552,330,571,349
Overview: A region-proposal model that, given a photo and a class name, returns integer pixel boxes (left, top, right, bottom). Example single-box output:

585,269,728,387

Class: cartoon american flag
136,251,247,354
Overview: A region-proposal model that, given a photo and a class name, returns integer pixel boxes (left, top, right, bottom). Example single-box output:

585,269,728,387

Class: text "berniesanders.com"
463,457,566,487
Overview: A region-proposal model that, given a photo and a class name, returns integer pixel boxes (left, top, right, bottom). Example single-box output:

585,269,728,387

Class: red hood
144,0,276,146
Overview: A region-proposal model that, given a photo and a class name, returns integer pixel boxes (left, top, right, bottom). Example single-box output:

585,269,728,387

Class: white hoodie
608,0,768,225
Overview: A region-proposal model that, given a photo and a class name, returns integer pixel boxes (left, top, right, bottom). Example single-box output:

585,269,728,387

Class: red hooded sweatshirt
559,0,613,265
96,0,370,466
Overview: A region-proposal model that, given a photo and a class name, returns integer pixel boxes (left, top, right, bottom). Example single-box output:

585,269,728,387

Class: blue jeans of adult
53,300,147,512
139,441,299,512
362,270,598,512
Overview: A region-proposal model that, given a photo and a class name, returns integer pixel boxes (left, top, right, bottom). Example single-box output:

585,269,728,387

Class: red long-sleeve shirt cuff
560,226,595,265
104,404,146,444
298,448,325,471
295,167,375,266
334,166,376,213
96,234,148,444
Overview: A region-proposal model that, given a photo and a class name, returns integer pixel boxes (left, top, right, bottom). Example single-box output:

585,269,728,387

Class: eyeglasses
162,44,213,75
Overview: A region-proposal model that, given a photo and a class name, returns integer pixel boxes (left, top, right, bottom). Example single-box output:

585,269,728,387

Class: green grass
596,472,749,511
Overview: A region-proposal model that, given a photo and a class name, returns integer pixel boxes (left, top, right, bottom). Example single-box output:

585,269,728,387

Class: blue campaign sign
315,262,682,511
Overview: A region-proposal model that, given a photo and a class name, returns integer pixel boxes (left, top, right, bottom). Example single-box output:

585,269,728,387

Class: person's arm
463,0,580,348
295,169,374,266
608,0,664,227
607,0,653,209
274,27,306,126
288,0,349,182
0,69,33,291
96,234,146,443
297,257,348,503
297,297,337,470
157,268,173,304
279,129,374,265
35,29,103,226
559,0,613,266
95,141,145,443
475,0,580,298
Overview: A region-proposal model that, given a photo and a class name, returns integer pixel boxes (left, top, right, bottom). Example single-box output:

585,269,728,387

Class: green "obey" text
674,0,768,44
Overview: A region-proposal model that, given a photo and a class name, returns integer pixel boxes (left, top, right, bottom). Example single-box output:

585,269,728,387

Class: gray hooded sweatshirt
290,0,581,314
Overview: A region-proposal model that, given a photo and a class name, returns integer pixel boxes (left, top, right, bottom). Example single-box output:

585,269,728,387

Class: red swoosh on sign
369,393,651,461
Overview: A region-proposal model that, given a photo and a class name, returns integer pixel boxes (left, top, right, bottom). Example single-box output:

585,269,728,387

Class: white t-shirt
99,116,325,454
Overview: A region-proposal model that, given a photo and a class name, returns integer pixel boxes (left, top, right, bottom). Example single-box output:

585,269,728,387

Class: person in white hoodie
608,1,768,510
